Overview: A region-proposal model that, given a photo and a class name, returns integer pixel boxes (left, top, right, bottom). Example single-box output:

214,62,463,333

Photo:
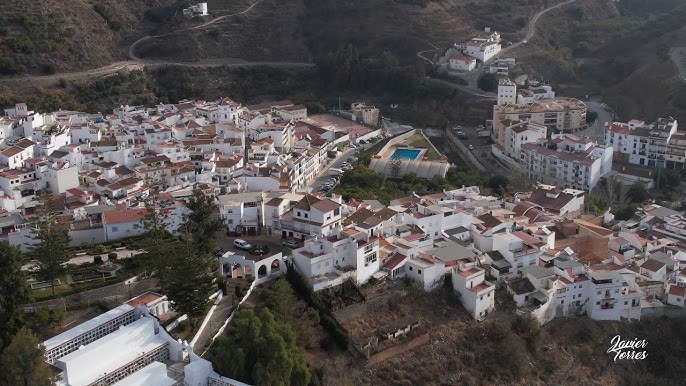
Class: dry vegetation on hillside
513,0,686,122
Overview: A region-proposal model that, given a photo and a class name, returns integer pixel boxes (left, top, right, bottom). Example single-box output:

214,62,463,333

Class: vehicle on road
214,247,224,257
329,168,343,176
468,144,475,150
233,239,252,250
522,40,528,44
282,240,300,249
456,131,464,136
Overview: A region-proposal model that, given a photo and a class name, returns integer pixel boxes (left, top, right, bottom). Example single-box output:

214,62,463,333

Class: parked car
233,239,252,250
214,247,224,257
456,131,464,136
468,144,475,150
282,240,300,249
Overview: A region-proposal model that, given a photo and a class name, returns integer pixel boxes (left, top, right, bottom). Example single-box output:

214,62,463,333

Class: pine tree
157,237,213,320
140,184,172,272
0,241,30,350
30,195,71,295
184,190,224,258
1,327,57,386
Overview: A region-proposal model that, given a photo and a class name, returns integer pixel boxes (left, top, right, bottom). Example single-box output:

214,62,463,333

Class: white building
291,229,380,291
497,79,556,106
604,117,678,168
448,55,477,71
405,255,445,291
451,261,495,320
521,135,613,192
503,120,547,159
280,194,342,239
460,31,502,62
102,208,147,241
218,191,266,235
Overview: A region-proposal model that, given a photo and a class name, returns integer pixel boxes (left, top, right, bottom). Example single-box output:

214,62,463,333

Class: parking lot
215,234,288,259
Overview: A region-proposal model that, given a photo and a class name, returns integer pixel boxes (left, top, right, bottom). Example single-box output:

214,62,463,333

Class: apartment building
521,135,613,191
451,261,496,320
492,99,587,146
280,194,343,239
503,120,547,159
604,117,678,168
496,79,556,106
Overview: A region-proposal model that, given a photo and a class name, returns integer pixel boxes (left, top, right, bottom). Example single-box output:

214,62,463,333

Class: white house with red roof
449,55,477,71
102,208,148,241
667,284,686,307
451,260,495,320
0,138,35,168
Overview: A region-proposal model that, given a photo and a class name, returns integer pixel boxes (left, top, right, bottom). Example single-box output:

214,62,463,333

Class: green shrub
177,319,190,332
7,36,34,54
93,255,103,265
107,252,117,260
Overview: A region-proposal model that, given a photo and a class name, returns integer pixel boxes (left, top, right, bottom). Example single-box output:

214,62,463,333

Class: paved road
576,101,614,142
308,147,360,192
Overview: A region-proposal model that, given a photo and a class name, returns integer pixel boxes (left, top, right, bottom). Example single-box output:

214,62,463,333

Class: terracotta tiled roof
102,208,147,225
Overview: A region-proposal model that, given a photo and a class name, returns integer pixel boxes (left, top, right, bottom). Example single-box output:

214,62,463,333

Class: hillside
0,0,184,75
1,0,548,75
514,0,686,122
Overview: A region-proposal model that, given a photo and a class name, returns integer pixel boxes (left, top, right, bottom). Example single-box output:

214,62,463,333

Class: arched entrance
257,265,268,278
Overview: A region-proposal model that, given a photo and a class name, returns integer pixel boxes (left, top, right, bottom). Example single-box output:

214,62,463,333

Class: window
297,211,301,217
228,219,233,224
418,269,422,274
112,226,118,232
409,266,413,271
365,252,378,266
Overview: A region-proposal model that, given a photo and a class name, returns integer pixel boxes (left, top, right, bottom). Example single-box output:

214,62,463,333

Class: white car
233,239,252,250
468,144,475,150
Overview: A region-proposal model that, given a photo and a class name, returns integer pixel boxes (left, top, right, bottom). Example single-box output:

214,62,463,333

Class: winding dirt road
0,0,314,85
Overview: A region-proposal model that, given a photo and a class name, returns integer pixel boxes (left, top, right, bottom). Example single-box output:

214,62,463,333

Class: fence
189,289,224,347
444,129,487,173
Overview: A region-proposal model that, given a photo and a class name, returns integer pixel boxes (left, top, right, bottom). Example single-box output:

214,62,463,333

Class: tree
157,238,213,321
140,184,172,271
0,242,30,350
184,190,224,258
477,73,498,92
1,327,56,386
486,175,509,195
210,309,311,386
30,195,71,294
389,158,402,179
628,182,648,203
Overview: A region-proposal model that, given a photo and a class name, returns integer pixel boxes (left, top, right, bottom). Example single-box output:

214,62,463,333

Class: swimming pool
390,148,421,160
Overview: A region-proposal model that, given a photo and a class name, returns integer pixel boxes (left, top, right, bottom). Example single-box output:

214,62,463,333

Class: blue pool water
390,148,421,160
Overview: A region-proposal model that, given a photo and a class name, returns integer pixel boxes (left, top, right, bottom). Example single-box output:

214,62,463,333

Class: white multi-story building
280,194,342,239
218,191,265,235
604,117,678,168
291,229,380,291
521,135,613,192
451,261,495,320
503,120,547,159
497,79,556,106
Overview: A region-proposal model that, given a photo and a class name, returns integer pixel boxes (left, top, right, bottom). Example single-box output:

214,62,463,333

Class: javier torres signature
607,335,648,362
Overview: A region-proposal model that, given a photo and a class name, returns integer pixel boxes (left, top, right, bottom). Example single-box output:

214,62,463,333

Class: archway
257,265,267,278
271,259,280,273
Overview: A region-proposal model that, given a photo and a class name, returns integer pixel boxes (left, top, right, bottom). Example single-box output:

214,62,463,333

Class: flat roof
112,362,175,386
44,304,135,351
58,318,167,386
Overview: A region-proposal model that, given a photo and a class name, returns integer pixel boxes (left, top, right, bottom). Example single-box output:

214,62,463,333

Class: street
576,100,614,142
